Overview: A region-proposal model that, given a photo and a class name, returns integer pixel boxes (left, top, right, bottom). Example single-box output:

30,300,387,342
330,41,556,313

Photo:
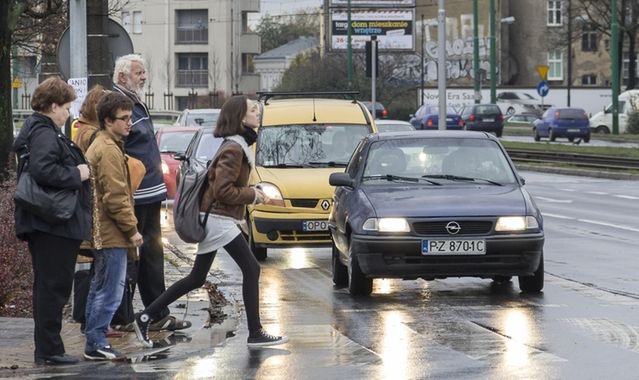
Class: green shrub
627,110,639,134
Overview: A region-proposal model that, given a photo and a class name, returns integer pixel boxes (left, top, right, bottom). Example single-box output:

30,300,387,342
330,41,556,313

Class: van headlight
495,216,539,231
363,218,410,232
256,182,283,201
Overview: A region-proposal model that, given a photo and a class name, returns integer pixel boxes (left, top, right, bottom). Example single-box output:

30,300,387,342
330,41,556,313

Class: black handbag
14,163,78,224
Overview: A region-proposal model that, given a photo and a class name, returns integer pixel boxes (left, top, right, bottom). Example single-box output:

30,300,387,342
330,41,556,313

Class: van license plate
303,220,328,231
422,239,486,255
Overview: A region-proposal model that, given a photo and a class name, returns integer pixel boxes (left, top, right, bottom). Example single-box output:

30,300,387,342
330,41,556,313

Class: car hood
254,167,343,199
363,184,527,217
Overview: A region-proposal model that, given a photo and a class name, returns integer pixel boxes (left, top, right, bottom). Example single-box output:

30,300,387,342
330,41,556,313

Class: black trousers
143,234,262,332
132,201,169,320
28,231,80,357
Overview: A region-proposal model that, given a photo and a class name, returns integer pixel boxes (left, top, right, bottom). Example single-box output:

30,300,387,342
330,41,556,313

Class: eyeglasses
114,115,132,123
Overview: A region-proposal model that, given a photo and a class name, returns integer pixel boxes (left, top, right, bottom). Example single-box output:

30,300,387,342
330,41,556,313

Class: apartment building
113,0,261,110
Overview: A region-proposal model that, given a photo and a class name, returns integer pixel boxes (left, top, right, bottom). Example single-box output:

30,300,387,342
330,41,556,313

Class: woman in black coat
13,77,92,365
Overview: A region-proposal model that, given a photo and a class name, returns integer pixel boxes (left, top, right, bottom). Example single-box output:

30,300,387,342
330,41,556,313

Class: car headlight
495,216,539,231
161,160,169,175
362,218,410,232
256,182,283,201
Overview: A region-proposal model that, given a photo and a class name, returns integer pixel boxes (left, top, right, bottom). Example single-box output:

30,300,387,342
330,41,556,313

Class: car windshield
256,124,372,167
194,132,224,160
158,130,198,153
186,112,219,127
362,138,517,185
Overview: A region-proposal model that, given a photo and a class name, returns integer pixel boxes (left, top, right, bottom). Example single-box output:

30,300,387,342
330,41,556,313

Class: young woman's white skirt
195,213,242,255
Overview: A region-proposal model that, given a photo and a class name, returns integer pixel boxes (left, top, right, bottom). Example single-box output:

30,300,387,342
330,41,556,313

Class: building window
547,50,563,80
581,25,597,52
132,11,142,34
242,53,255,73
547,1,562,26
176,9,208,44
122,11,131,33
581,74,596,85
15,56,37,78
176,53,208,88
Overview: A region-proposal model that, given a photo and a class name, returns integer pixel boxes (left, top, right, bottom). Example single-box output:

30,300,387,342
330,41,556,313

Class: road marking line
614,194,639,200
535,196,573,203
544,213,639,232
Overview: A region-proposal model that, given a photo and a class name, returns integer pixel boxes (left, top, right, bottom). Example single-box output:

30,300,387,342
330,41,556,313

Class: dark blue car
533,107,591,142
328,131,545,296
409,105,463,130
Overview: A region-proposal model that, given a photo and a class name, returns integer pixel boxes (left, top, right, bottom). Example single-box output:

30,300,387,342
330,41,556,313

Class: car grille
278,230,331,242
412,220,493,235
290,199,319,208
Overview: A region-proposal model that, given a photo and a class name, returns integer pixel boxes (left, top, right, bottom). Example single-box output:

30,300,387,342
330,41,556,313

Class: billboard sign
330,0,415,5
330,9,414,50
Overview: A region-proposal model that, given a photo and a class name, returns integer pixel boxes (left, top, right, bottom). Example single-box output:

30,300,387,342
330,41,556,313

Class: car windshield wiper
308,161,348,167
422,174,503,186
261,163,310,168
363,174,441,185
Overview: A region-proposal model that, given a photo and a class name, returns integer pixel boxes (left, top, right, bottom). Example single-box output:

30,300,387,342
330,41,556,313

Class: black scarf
240,127,258,146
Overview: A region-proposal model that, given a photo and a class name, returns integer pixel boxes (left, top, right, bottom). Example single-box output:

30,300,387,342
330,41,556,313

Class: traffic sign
536,65,549,80
537,80,550,97
12,78,22,89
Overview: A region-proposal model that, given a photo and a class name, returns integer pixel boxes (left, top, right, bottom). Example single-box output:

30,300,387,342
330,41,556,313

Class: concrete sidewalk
0,208,242,376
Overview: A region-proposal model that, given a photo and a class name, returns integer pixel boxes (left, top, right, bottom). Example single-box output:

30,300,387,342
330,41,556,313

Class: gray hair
112,54,145,83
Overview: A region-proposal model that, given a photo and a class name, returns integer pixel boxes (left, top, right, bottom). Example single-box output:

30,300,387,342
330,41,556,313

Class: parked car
151,109,181,131
375,119,415,133
155,126,201,199
246,92,378,260
409,105,463,130
504,113,538,128
460,104,505,137
328,130,545,296
496,91,551,117
175,108,221,127
361,101,388,119
533,107,591,142
174,127,225,188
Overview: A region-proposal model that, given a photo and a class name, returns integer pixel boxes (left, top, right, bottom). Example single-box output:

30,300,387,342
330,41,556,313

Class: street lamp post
347,0,352,89
489,0,496,103
611,0,619,134
421,14,425,106
473,0,480,104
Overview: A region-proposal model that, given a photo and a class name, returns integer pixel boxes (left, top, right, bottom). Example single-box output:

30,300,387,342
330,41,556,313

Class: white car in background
496,91,551,117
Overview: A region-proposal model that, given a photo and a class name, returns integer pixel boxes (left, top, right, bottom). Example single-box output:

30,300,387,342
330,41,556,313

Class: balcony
240,73,260,94
240,0,260,13
176,70,208,88
240,33,260,54
176,27,208,44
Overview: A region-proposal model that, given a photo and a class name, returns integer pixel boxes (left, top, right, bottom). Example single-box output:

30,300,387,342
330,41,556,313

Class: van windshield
256,124,371,167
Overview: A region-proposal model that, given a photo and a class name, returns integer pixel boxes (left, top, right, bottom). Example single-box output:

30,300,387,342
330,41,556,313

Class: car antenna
312,97,317,122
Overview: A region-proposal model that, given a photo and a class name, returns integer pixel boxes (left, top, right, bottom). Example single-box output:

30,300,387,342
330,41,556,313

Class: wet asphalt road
4,171,638,379
159,171,639,379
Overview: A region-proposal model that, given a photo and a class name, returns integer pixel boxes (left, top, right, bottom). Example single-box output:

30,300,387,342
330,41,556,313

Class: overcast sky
260,0,322,16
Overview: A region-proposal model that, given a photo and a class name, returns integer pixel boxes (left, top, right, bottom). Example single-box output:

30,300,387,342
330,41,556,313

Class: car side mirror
173,153,187,161
329,172,354,188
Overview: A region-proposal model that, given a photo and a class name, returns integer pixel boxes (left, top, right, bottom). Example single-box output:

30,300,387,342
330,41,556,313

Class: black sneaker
133,312,154,348
247,329,289,347
83,345,123,361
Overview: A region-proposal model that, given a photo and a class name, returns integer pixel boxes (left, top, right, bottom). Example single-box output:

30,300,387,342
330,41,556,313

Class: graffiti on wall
421,14,496,82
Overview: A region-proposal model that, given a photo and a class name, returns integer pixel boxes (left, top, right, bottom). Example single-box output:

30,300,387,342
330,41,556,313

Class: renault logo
320,200,331,210
445,221,461,235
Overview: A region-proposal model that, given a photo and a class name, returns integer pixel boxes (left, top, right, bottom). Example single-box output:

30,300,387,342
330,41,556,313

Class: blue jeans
84,248,127,352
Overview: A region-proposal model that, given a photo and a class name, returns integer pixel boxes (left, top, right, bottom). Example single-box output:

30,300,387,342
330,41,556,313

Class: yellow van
247,92,378,260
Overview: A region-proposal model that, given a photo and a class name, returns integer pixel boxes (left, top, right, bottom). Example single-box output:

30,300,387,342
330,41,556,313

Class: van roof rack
257,91,359,104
